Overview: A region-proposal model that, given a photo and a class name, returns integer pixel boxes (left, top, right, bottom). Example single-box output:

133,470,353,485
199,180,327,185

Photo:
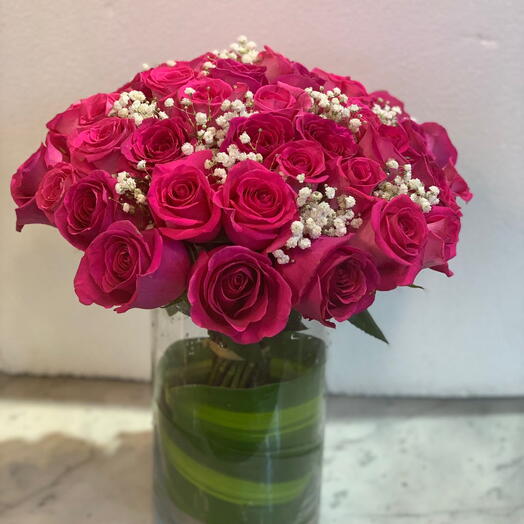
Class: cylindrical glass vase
152,308,327,524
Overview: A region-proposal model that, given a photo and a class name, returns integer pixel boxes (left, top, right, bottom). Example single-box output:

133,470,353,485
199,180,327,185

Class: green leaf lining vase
152,308,327,524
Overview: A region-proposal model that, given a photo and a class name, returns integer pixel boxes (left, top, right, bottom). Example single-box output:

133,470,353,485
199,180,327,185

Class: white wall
1,0,523,395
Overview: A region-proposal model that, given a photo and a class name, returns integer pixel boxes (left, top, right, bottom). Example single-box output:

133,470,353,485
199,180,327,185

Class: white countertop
1,375,523,524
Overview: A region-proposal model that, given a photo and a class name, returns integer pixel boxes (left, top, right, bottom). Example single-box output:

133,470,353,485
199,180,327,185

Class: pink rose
148,151,221,242
296,113,358,159
378,124,410,155
257,46,295,83
176,78,232,116
35,162,79,223
69,117,134,173
253,83,312,113
398,120,429,159
47,93,119,138
215,160,298,252
137,64,195,98
279,236,379,326
265,139,327,184
275,62,325,90
121,117,192,168
54,170,123,250
11,144,59,231
331,157,386,194
420,122,458,168
443,162,473,203
350,195,428,290
357,125,404,165
422,206,461,276
188,246,293,344
209,58,267,92
312,68,368,97
74,220,190,313
222,112,294,157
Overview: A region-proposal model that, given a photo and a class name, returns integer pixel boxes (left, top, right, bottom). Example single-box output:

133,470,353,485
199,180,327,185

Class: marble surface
0,375,523,524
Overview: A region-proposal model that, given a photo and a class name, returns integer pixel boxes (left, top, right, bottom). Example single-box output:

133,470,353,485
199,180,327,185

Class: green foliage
348,309,389,344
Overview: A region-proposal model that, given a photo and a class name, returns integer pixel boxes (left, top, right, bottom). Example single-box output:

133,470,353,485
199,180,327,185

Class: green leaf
348,309,389,344
163,295,191,316
284,310,308,332
407,284,425,290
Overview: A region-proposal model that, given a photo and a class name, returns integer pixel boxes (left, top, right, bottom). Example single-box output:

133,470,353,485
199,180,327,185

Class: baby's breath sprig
374,162,440,213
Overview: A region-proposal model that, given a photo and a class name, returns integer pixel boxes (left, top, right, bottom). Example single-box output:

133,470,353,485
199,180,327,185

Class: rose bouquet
11,36,471,524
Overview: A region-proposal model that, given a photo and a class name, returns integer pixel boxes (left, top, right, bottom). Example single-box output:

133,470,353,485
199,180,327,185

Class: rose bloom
312,67,368,97
279,236,379,326
176,77,232,116
75,220,190,313
188,246,293,344
214,160,298,252
137,63,195,98
222,112,294,157
35,162,79,223
54,170,123,250
422,206,461,276
47,92,119,138
122,117,192,168
265,139,327,185
69,117,134,173
357,125,404,165
11,143,63,231
295,113,358,159
253,83,312,113
209,58,267,92
257,46,295,83
330,156,386,195
275,62,325,90
148,151,221,242
350,195,429,290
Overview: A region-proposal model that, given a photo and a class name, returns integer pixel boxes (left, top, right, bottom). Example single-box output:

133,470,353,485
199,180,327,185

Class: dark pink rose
209,58,267,92
138,64,196,98
443,162,473,202
214,160,298,252
69,117,134,173
74,220,190,313
378,124,410,155
35,163,79,223
350,195,428,290
257,46,295,83
265,140,327,184
122,117,192,168
420,122,458,168
411,157,455,208
11,144,58,231
275,62,325,90
422,206,461,276
296,113,358,159
222,112,294,157
278,236,379,326
358,125,403,165
54,170,123,250
188,246,293,343
148,151,221,242
312,68,368,97
253,83,312,113
331,157,386,194
397,120,429,160
47,93,119,138
176,77,232,116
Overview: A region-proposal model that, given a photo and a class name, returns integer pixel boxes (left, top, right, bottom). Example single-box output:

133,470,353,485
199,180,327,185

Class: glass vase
152,307,327,524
